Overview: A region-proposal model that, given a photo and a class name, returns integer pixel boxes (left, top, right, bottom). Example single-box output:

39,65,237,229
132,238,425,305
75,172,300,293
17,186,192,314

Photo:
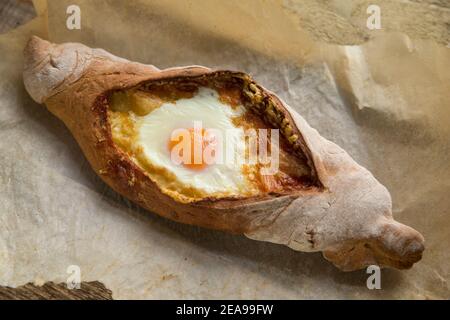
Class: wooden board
0,0,36,33
0,281,113,300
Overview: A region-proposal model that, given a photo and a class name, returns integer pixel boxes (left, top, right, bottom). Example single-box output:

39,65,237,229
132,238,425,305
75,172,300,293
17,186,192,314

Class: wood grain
0,281,113,300
0,0,36,34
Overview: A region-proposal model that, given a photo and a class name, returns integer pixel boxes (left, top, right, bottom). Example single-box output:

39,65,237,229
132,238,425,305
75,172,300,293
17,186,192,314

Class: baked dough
23,36,424,271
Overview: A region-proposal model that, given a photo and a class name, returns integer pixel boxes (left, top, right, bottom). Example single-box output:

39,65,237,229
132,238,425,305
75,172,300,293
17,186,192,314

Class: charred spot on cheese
106,71,321,202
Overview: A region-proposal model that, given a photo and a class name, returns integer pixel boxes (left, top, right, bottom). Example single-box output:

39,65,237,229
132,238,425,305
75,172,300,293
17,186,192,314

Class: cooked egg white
136,87,255,197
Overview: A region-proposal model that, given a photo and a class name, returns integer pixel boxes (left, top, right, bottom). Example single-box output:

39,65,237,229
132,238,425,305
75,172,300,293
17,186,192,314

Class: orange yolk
168,128,215,170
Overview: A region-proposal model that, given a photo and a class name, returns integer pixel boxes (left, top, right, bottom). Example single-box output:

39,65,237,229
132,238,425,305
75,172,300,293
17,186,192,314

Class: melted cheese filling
108,84,310,203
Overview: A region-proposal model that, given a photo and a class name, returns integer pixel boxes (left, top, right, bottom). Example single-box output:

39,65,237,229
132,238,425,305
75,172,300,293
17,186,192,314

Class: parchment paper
0,0,449,299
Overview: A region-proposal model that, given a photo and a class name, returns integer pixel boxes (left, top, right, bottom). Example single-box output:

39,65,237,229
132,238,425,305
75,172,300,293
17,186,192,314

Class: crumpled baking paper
0,0,449,299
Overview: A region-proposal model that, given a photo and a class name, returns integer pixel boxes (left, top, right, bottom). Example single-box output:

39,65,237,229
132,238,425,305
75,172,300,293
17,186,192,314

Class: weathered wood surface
0,0,36,34
0,281,113,300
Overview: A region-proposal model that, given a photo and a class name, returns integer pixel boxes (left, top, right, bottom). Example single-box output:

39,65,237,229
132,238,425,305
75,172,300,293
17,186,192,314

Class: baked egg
107,74,314,203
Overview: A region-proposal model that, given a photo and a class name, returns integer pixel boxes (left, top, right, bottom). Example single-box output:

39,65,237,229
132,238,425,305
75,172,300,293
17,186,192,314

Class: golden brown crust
23,36,425,270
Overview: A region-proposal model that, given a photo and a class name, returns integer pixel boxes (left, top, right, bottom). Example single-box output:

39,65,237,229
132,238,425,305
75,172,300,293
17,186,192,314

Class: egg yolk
168,128,216,170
